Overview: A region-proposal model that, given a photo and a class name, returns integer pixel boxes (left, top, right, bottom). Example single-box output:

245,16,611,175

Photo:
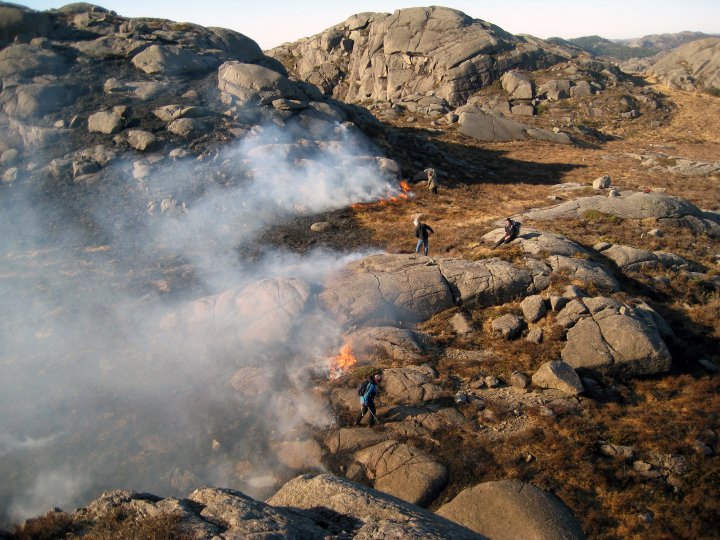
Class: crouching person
494,217,521,248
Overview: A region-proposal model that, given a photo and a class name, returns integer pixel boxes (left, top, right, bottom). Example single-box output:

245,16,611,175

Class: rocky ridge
0,1,394,204
269,7,574,107
646,37,720,92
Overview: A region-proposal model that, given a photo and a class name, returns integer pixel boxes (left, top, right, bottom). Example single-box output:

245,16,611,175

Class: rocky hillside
556,32,720,63
268,6,576,107
557,35,657,61
646,37,720,92
268,7,676,148
0,2,391,194
2,3,720,540
619,31,720,54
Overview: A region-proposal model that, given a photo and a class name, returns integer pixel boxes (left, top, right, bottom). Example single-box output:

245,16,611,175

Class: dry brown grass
11,507,190,540
344,79,720,540
641,85,720,146
12,511,79,540
82,508,189,540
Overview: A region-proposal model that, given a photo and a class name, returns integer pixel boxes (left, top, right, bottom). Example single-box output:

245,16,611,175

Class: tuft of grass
13,511,79,540
348,365,382,382
583,209,623,224
84,508,189,540
655,156,678,167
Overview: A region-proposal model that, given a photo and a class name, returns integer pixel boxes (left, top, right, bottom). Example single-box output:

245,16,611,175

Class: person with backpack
493,217,521,248
414,217,434,256
356,373,381,426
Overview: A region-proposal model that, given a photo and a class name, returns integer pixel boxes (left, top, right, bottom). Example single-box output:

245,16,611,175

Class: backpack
512,221,521,234
357,380,369,396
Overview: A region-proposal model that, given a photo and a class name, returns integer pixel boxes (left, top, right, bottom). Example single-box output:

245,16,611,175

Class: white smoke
8,470,90,524
0,115,400,525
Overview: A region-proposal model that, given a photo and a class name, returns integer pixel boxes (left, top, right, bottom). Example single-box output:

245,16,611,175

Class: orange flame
328,342,357,379
352,180,414,209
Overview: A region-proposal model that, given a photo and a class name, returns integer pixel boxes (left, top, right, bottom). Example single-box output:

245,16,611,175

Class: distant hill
552,35,656,61
552,32,720,62
617,31,720,52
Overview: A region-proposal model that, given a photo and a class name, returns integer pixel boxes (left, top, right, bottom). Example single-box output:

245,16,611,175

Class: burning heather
328,342,359,379
352,180,414,209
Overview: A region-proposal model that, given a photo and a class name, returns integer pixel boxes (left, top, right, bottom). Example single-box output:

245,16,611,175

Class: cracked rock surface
560,297,672,376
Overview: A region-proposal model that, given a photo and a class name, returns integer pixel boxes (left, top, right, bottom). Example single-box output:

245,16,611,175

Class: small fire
328,342,358,379
352,180,414,209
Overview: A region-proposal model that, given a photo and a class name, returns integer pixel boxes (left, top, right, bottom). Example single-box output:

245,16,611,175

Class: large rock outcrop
269,6,574,106
515,192,720,238
268,473,481,539
318,254,544,328
437,479,585,540
17,474,483,539
646,37,720,92
352,440,448,507
456,104,572,144
560,296,672,376
0,2,52,45
131,44,220,74
318,254,455,327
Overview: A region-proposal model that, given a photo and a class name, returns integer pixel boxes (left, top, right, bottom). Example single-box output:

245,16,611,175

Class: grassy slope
343,85,720,540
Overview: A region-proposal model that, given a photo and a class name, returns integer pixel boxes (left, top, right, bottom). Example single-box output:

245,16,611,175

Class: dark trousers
493,231,517,248
356,401,377,426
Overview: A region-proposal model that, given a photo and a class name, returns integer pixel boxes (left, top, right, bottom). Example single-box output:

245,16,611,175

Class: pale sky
20,0,720,50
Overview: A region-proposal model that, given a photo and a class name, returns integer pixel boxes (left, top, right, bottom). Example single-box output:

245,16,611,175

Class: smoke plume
0,116,397,525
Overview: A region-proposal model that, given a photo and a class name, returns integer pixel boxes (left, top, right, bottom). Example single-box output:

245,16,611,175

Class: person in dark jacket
493,217,520,248
414,217,434,256
356,373,381,426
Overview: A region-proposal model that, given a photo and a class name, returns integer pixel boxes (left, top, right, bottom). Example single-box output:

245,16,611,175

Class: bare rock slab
132,44,218,74
161,277,311,346
346,326,426,363
437,479,585,540
319,254,454,327
382,364,443,405
517,192,720,238
325,427,390,454
353,440,448,507
532,360,583,396
546,255,620,292
268,473,480,539
189,486,328,538
437,257,535,307
87,110,123,134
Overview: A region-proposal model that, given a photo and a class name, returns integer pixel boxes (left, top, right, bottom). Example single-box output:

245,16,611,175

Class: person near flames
425,168,439,195
356,373,381,426
493,217,521,248
414,217,434,256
